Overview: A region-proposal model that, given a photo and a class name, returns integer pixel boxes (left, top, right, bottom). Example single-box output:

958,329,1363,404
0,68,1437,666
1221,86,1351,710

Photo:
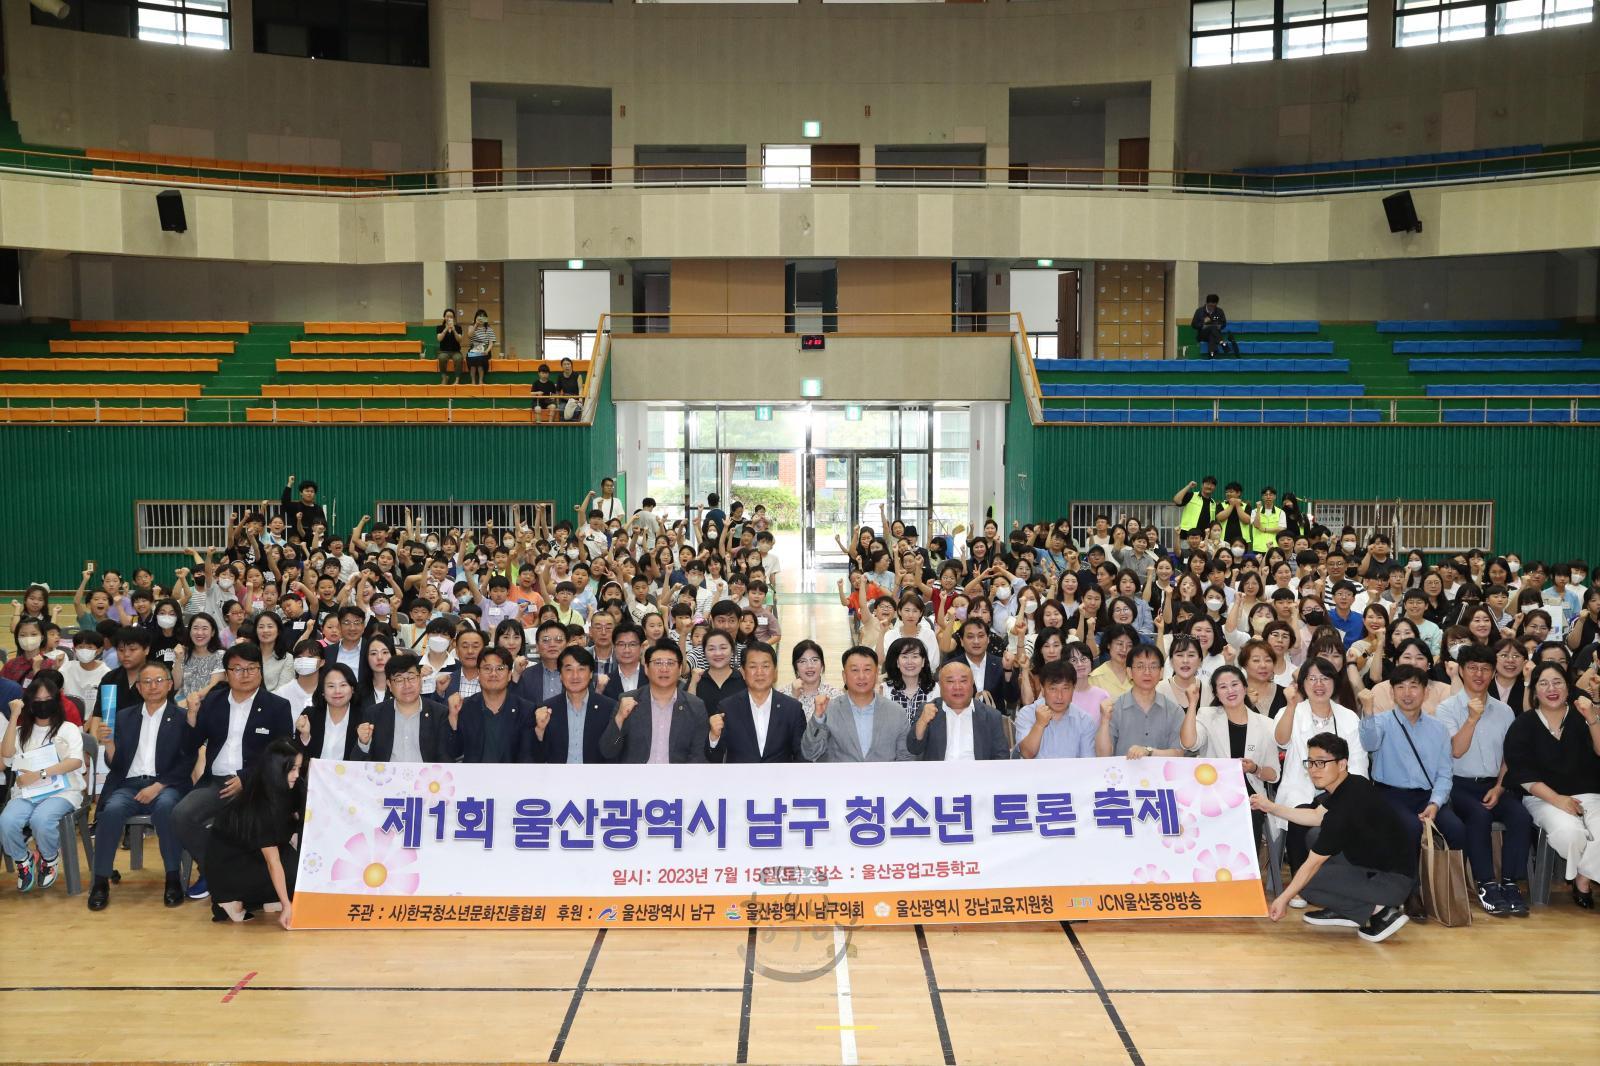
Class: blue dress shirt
1358,708,1454,806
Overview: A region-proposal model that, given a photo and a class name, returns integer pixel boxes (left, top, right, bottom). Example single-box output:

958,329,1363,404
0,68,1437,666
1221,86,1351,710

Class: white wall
1197,252,1600,322
543,269,612,331
60,255,422,321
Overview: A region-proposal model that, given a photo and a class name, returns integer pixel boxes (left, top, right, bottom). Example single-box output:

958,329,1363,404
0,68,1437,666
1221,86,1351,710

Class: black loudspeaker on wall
156,189,187,233
1382,190,1422,234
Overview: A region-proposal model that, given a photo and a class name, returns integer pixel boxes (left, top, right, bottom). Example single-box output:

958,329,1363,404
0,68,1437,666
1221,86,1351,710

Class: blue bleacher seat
1237,341,1336,355
1378,319,1561,334
1428,384,1600,397
1263,410,1308,424
1410,357,1600,373
1394,339,1580,355
1577,409,1600,423
1442,410,1486,423
1218,410,1263,423
1228,320,1319,334
1174,408,1214,423
1033,358,1350,374
1530,408,1570,423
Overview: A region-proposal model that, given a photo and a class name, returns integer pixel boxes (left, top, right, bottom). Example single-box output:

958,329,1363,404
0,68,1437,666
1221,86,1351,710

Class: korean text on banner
291,757,1267,929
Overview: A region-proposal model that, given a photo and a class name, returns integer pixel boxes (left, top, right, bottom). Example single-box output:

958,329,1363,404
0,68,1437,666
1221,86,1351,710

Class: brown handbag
1417,820,1473,928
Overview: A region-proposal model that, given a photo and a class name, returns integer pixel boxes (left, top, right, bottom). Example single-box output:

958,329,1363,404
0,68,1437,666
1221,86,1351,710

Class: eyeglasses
1302,757,1340,770
136,677,171,686
390,673,421,683
227,665,261,675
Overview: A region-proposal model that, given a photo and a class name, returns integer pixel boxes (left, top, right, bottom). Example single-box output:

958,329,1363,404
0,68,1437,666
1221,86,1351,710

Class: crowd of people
3,472,1598,943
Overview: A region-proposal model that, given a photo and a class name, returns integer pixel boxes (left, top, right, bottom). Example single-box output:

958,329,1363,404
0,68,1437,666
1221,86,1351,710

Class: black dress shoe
163,874,184,908
87,877,110,911
1571,884,1595,910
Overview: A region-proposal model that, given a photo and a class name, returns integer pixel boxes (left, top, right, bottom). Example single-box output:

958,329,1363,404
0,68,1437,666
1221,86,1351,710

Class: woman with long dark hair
1,674,87,892
881,636,938,723
207,738,303,927
294,663,364,763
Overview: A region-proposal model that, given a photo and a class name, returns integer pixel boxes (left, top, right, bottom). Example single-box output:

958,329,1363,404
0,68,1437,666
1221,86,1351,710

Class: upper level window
1396,1,1592,46
255,0,429,68
32,0,231,50
1192,1,1368,67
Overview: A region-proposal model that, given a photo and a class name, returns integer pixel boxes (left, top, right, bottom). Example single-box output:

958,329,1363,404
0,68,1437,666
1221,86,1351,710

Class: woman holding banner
207,738,302,928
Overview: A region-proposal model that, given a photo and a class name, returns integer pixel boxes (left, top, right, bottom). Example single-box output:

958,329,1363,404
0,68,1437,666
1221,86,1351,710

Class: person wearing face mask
271,639,325,717
59,630,111,713
418,619,458,695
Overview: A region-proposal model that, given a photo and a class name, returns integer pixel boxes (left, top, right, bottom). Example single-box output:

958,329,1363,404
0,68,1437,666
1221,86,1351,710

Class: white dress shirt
750,691,773,756
129,702,166,778
336,641,363,672
943,703,977,761
212,691,254,777
319,708,352,761
965,656,988,693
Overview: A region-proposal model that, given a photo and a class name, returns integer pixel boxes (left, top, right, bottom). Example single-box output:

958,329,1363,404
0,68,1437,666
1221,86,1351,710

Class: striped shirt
468,324,497,355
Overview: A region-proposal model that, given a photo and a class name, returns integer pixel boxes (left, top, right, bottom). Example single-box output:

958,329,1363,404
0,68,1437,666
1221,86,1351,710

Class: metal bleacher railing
4,144,1600,198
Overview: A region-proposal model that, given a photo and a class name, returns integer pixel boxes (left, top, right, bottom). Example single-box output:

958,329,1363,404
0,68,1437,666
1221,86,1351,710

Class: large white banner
292,757,1266,928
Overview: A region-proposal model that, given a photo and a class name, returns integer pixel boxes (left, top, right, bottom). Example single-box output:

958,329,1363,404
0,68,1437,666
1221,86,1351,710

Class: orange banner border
292,879,1267,929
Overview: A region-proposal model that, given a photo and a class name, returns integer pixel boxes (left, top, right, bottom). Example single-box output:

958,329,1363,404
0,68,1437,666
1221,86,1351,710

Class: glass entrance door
804,452,900,570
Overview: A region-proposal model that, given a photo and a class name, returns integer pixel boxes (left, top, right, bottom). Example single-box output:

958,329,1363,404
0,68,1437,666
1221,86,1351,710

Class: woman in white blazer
1185,665,1279,866
1271,655,1367,892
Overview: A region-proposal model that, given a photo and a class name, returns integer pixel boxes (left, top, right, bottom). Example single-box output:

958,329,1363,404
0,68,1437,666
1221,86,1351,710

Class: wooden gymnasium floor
8,597,1600,1066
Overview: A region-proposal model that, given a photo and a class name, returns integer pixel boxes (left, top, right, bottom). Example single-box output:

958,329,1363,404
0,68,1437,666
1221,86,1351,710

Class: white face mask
75,647,98,664
217,578,235,591
427,635,452,654
425,540,440,552
994,583,1012,601
293,657,321,676
17,635,41,652
1206,598,1225,612
1406,560,1421,571
1508,560,1521,573
1572,572,1586,585
1341,541,1357,552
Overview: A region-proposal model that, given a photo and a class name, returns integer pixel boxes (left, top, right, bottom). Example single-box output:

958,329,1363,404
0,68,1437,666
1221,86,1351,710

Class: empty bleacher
70,320,249,334
1409,358,1600,373
51,340,234,354
1037,358,1347,374
1042,408,1382,424
1376,319,1560,333
304,322,408,335
1394,340,1582,354
1041,384,1363,398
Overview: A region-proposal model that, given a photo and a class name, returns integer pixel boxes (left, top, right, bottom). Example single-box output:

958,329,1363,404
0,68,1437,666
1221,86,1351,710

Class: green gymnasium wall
1006,360,1600,564
0,392,617,590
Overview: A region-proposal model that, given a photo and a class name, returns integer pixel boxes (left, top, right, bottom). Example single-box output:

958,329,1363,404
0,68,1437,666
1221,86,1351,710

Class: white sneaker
37,858,59,890
1289,896,1308,909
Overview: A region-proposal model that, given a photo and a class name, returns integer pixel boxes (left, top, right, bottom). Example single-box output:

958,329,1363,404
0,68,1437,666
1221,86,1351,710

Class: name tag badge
757,616,768,626
254,726,270,734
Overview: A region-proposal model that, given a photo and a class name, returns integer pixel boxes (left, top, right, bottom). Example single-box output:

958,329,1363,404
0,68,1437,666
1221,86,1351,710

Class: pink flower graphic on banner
1161,811,1201,854
1193,844,1256,883
363,762,397,787
414,765,455,800
329,829,421,895
1164,759,1246,818
1131,864,1171,884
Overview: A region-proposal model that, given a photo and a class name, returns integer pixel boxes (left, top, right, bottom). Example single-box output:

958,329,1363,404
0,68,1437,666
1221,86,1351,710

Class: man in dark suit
943,619,1020,713
441,647,534,763
322,605,371,684
354,651,451,763
907,659,1011,761
596,623,646,697
599,639,709,763
88,660,193,910
172,642,294,905
532,646,616,764
707,641,805,763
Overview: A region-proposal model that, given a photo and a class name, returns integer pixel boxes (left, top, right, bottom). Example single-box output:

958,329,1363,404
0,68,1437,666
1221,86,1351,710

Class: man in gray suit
907,660,1011,761
598,639,709,763
802,645,912,763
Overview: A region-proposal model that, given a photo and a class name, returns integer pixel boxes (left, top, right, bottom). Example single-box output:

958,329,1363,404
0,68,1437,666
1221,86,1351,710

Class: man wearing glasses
354,652,451,764
1251,732,1416,943
441,647,534,763
87,661,193,911
172,643,293,910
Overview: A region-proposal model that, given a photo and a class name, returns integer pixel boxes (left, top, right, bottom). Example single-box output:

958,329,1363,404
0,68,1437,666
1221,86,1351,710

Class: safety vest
1250,506,1285,552
1179,492,1210,535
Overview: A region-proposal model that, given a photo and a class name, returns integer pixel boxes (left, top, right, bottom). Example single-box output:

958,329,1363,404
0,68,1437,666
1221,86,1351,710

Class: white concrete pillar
1169,261,1201,357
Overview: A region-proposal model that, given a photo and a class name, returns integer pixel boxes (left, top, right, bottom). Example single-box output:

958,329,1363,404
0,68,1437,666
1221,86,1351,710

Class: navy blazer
532,690,618,764
295,703,365,762
441,691,535,763
323,639,372,685
941,652,1020,711
355,696,452,763
193,685,295,779
708,690,807,763
906,700,1012,761
98,699,193,806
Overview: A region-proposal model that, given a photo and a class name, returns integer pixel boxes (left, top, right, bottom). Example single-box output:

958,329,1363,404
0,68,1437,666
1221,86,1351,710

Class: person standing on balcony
436,308,463,385
1190,293,1227,357
465,308,496,387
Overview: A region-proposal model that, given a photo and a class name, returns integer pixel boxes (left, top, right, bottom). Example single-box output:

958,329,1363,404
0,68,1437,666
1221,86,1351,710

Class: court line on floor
913,924,957,1066
3,983,1593,997
832,926,859,1066
1061,921,1144,1066
548,929,605,1063
736,928,757,1065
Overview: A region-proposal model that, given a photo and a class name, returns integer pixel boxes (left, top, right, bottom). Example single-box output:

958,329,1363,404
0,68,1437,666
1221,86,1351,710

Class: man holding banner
907,660,1010,761
1252,732,1416,943
706,642,806,763
441,648,536,763
801,646,912,763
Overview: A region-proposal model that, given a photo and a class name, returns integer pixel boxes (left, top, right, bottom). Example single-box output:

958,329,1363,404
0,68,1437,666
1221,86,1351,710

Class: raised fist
709,712,725,741
357,721,374,745
617,695,637,722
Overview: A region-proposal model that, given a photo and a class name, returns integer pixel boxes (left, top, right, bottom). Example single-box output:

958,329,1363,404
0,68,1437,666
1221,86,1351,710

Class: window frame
1190,1,1371,66
1394,0,1593,46
32,0,233,51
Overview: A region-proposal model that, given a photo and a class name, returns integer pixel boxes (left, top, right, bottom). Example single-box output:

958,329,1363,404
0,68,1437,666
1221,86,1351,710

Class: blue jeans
0,794,78,864
93,782,186,878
